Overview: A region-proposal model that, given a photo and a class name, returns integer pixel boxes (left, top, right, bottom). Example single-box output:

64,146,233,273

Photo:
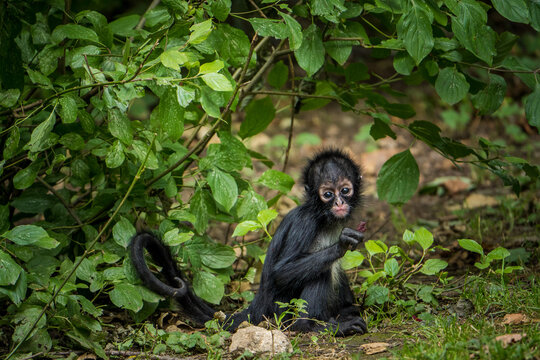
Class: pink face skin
318,178,354,219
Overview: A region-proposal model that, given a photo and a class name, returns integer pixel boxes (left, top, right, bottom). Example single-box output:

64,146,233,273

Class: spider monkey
130,149,367,335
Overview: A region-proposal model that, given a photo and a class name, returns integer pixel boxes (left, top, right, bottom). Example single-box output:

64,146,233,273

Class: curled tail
130,232,216,326
130,232,188,298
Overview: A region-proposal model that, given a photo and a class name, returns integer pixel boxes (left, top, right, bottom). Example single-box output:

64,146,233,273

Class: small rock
229,326,292,356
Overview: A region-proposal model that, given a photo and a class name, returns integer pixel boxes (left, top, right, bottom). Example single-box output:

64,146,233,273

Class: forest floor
28,98,539,360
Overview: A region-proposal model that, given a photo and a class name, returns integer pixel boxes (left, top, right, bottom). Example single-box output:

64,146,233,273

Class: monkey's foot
336,317,367,336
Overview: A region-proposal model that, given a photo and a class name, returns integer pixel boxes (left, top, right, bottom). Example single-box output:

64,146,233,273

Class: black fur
130,149,367,335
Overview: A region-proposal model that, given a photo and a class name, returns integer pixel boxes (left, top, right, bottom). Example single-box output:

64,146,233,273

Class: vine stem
5,135,156,360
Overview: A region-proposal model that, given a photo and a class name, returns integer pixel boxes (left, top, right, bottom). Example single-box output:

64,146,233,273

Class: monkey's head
303,149,362,222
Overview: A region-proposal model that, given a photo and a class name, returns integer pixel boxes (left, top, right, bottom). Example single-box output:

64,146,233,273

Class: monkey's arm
271,227,363,289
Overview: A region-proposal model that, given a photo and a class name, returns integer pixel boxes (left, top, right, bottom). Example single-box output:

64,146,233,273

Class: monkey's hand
338,227,364,256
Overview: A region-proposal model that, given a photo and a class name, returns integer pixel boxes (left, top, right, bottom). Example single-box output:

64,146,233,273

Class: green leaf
384,258,399,277
208,168,238,212
0,205,8,234
208,24,250,67
403,229,415,245
312,0,347,22
492,0,530,23
160,50,190,71
108,108,133,145
324,29,352,65
131,140,158,170
267,61,288,89
525,84,540,129
365,285,389,306
199,244,237,269
112,217,136,248
294,24,325,77
193,271,224,305
370,118,396,140
110,282,143,312
471,74,507,115
201,73,233,92
176,85,197,107
414,227,434,250
163,229,193,246
189,20,213,44
3,225,57,248
487,247,510,261
458,239,484,255
13,161,42,190
236,189,268,220
34,235,60,249
0,88,20,107
393,51,416,75
383,103,416,119
59,96,78,123
3,127,19,160
257,209,278,228
191,189,213,234
51,24,99,43
248,18,288,38
211,0,231,21
59,133,85,151
365,240,385,256
342,250,365,270
29,111,56,152
530,1,540,31
281,12,303,50
0,250,23,286
232,220,261,237
420,259,448,275
377,150,419,205
397,5,434,64
106,140,125,168
200,86,222,118
154,88,184,142
435,67,470,105
258,169,295,193
0,270,27,305
199,60,224,74
109,14,139,36
239,97,276,139
449,1,496,65
12,306,47,343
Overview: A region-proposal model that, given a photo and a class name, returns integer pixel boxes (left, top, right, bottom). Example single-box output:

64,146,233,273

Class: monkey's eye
323,191,334,200
341,187,350,195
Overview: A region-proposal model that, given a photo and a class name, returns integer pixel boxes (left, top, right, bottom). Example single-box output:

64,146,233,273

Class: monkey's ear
304,185,310,192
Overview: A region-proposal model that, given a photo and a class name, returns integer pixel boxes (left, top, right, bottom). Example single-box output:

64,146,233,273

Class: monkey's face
318,178,354,219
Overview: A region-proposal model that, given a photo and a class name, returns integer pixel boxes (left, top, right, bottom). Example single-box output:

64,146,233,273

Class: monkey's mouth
332,207,349,218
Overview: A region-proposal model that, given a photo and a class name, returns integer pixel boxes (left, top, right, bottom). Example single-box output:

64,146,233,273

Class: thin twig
282,54,296,172
248,90,338,100
36,176,83,226
83,54,98,83
248,0,268,18
136,0,162,30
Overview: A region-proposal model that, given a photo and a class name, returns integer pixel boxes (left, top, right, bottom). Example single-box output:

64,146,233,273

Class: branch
36,176,83,226
248,90,338,100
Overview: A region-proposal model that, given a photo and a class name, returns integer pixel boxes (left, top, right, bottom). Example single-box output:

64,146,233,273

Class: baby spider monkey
131,149,367,335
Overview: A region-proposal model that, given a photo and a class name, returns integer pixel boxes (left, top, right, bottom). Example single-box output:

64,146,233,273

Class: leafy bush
0,0,538,356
